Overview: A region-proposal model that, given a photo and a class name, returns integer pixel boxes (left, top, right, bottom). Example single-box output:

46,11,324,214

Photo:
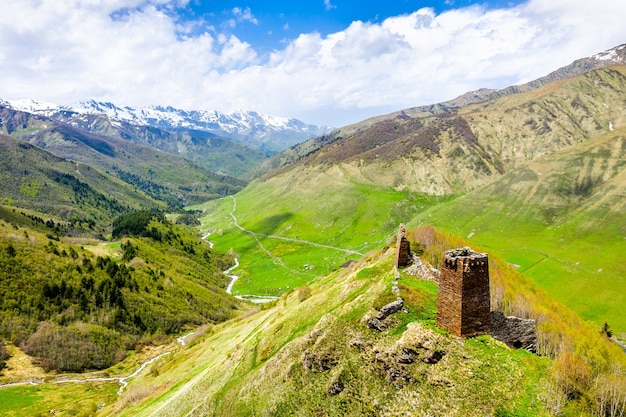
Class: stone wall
436,247,490,337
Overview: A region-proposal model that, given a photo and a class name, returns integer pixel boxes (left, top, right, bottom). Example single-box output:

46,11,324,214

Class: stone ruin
436,247,490,337
395,224,412,268
390,230,537,349
490,311,537,352
433,246,537,349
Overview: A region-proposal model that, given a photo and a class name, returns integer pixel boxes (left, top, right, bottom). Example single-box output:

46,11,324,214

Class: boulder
377,298,404,320
490,311,537,352
367,318,388,332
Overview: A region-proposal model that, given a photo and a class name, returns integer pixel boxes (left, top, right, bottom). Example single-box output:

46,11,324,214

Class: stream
223,257,278,304
205,228,278,304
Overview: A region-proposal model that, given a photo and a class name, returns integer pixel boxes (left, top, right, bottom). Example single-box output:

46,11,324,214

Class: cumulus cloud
0,0,625,126
232,6,258,25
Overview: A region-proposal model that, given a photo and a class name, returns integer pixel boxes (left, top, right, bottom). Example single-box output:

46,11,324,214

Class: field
195,166,450,297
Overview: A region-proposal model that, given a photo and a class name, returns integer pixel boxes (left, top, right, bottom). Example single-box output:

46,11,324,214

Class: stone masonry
436,247,490,337
395,224,412,268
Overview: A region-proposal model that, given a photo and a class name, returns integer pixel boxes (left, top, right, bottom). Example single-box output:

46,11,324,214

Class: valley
198,66,626,338
1,47,626,416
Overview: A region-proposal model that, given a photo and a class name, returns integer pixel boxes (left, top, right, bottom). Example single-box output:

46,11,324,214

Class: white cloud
1,0,625,126
232,6,258,25
324,0,336,11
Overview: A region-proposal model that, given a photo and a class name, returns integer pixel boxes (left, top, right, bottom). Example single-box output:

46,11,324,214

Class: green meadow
0,382,117,416
197,127,626,339
196,169,450,297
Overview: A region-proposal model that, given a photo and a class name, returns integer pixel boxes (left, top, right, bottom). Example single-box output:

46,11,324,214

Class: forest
0,209,238,372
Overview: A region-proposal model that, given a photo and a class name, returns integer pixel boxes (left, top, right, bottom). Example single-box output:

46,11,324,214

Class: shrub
298,285,312,302
0,341,8,371
24,321,126,372
112,210,166,239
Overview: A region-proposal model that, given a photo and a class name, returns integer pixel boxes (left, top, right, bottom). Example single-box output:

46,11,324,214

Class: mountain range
2,99,332,155
1,43,626,417
253,43,626,178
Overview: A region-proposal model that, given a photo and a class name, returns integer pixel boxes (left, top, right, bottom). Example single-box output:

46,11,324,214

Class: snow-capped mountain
2,99,332,153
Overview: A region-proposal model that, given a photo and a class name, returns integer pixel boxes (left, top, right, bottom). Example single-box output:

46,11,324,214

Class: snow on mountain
71,100,332,151
591,43,626,62
3,99,333,152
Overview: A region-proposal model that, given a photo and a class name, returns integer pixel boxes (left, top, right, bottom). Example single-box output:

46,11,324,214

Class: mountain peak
2,99,333,153
591,43,626,63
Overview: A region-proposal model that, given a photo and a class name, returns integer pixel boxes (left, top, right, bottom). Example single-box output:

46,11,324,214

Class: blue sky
184,1,526,56
1,0,625,126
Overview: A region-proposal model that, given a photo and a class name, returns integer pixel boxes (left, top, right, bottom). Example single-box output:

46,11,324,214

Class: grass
108,245,557,417
194,171,447,297
405,128,626,335
0,383,117,416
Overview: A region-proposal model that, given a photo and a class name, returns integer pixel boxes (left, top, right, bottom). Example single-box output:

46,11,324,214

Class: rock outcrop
375,323,448,388
404,254,440,280
490,311,537,352
376,298,404,320
367,298,404,332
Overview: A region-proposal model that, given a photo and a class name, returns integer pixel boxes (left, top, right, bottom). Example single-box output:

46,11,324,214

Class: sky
1,0,626,127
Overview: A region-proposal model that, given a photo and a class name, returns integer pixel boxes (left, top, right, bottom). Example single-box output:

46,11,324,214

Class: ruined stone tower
436,247,490,337
395,224,412,268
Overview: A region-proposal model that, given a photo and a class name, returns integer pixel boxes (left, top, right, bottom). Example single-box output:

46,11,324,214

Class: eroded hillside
258,66,626,196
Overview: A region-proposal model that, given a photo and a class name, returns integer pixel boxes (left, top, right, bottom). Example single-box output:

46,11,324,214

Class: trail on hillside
228,197,296,272
228,196,363,256
213,195,364,301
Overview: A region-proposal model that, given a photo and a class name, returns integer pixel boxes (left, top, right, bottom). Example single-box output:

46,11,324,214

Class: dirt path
228,196,362,257
228,197,297,272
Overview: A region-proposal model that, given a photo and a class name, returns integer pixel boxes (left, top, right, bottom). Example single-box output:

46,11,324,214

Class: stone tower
436,247,490,337
395,224,412,268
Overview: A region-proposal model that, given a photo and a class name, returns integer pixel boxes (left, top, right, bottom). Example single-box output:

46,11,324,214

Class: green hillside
409,126,626,338
198,66,626,337
0,133,162,234
2,226,624,416
109,245,551,417
0,106,246,208
0,209,238,374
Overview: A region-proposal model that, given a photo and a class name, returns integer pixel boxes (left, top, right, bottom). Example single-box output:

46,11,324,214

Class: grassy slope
0,134,163,230
107,247,552,417
0,211,240,412
195,165,449,296
409,127,626,336
197,67,626,335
